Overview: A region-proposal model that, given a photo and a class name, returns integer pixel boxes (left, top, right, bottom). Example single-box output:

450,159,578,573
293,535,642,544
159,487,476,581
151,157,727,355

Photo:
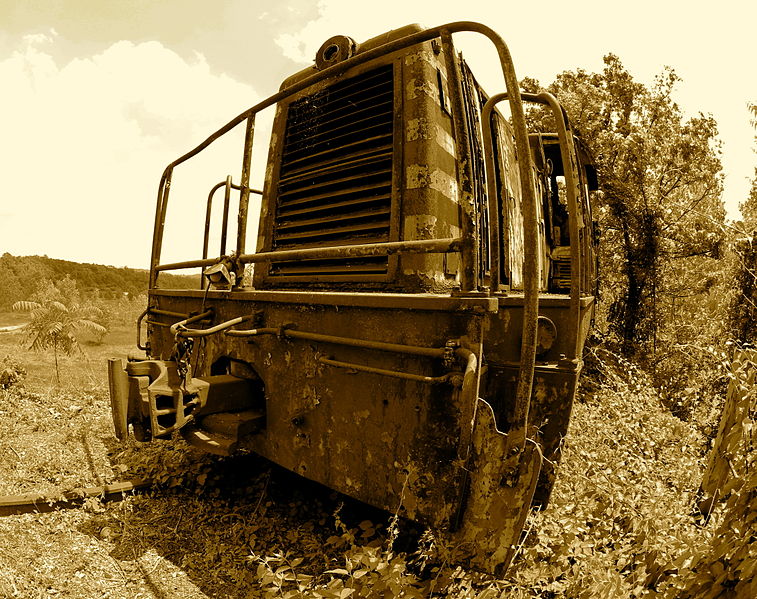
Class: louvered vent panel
271,65,394,278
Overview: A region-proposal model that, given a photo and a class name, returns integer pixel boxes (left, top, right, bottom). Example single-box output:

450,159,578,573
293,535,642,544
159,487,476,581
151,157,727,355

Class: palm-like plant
12,299,107,383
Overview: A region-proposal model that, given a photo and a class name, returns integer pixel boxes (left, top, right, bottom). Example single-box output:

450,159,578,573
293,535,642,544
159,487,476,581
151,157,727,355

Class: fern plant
12,298,106,383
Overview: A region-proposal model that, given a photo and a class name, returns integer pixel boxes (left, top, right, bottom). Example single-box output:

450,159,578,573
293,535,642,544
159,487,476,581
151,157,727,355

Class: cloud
0,35,263,268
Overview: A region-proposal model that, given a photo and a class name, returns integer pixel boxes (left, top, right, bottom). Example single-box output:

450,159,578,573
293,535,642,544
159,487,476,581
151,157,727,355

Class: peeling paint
405,164,459,201
405,77,437,101
403,48,446,73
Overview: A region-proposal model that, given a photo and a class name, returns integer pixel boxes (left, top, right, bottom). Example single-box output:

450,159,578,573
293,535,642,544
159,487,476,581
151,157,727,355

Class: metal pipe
225,327,280,338
156,257,222,272
533,92,582,361
148,23,540,294
168,309,215,336
451,345,479,531
202,178,265,290
227,326,446,359
240,238,463,265
149,308,197,319
482,92,581,310
155,238,462,272
479,88,540,455
172,312,252,338
236,116,255,262
221,175,232,256
480,97,503,292
287,329,446,358
136,308,149,351
146,320,173,327
319,357,455,386
481,91,582,360
149,168,172,289
202,181,226,263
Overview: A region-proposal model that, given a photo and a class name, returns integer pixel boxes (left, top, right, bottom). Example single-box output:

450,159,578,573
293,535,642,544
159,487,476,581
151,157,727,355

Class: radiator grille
271,65,395,278
551,247,571,291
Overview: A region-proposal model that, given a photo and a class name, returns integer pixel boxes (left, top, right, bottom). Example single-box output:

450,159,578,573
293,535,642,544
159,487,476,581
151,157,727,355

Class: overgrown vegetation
0,253,197,310
524,55,728,413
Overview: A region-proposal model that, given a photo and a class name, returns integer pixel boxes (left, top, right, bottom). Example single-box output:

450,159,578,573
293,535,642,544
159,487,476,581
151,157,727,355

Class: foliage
524,56,726,365
0,355,26,389
661,350,756,598
119,436,223,493
12,276,107,383
503,349,713,598
730,104,757,343
0,252,197,310
251,510,427,598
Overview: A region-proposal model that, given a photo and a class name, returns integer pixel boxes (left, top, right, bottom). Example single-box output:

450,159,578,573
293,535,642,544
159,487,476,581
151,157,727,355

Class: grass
0,317,734,598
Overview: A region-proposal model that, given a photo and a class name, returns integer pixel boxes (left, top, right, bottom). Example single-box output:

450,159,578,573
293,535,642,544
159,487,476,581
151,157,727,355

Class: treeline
0,253,197,309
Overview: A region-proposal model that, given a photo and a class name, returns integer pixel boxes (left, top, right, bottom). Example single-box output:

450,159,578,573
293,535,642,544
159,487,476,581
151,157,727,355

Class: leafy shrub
118,435,222,493
660,351,756,598
0,355,26,389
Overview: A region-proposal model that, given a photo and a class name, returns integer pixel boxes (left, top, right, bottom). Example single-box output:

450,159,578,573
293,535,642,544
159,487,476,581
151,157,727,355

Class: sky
1,0,755,269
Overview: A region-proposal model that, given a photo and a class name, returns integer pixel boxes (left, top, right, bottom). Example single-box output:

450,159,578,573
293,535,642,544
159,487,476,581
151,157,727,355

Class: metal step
180,409,265,456
181,425,237,456
200,409,265,437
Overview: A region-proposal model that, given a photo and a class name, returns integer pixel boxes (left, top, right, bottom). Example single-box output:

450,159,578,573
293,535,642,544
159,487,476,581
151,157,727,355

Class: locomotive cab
108,22,598,575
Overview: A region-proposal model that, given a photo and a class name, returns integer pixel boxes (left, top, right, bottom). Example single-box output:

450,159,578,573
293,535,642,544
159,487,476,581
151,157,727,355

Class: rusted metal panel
449,400,542,574
142,294,483,528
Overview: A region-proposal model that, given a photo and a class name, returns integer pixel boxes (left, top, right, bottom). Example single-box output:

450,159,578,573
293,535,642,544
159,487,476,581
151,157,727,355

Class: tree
525,55,725,364
12,277,107,383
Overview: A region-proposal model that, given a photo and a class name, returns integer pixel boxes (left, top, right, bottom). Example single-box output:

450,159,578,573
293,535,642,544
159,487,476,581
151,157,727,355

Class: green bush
0,355,26,389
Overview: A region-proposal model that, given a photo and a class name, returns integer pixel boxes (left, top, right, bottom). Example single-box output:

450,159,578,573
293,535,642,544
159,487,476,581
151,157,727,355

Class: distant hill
0,253,199,309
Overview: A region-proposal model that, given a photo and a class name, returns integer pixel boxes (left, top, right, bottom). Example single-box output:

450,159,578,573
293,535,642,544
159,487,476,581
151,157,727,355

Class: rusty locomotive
108,22,598,574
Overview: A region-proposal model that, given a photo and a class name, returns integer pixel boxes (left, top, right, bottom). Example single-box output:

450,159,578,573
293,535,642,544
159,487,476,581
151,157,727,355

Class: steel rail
148,21,538,298
0,479,152,517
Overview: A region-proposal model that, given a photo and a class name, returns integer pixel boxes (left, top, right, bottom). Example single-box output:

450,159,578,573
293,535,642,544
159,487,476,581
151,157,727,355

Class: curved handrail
481,91,582,359
480,91,583,453
201,177,264,289
148,21,539,301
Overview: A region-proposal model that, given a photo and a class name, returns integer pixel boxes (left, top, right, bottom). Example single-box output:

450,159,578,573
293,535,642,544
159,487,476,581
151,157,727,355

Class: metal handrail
482,91,582,353
155,238,463,273
480,90,581,455
148,21,539,300
201,177,264,290
202,177,264,262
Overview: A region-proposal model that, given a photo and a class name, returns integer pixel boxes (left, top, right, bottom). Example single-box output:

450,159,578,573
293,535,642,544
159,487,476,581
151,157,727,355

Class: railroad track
0,478,152,516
